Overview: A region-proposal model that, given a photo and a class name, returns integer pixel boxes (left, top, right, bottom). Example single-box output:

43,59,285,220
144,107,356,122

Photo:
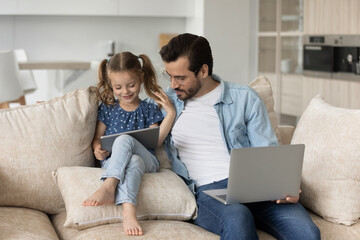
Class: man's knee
223,204,255,226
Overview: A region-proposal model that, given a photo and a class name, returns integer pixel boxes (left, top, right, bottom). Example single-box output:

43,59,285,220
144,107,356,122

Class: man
158,33,320,240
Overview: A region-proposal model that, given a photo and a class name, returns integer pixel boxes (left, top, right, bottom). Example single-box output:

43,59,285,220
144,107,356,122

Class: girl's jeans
194,179,321,240
101,135,159,206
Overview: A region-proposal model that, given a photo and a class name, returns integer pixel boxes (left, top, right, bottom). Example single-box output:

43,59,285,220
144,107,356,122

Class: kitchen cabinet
17,0,118,16
258,0,304,117
261,72,303,116
117,0,192,17
304,0,360,35
1,0,192,17
0,0,17,14
302,77,360,110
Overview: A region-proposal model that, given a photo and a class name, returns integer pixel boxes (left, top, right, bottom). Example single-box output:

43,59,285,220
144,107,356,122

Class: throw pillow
291,95,360,225
53,166,197,230
0,87,98,214
249,76,282,144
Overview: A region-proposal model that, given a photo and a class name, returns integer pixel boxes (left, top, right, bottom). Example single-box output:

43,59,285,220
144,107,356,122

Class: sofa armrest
278,125,295,145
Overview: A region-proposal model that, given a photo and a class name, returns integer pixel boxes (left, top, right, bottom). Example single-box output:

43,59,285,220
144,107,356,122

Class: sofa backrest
0,87,98,214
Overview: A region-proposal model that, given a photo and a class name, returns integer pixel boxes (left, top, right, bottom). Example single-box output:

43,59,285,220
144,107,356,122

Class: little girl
82,52,175,236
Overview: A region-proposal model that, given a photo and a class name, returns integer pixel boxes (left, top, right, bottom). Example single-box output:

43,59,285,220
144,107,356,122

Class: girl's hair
97,51,161,105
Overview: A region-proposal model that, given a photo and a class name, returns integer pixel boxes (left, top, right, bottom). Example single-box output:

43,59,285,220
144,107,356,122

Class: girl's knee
114,134,136,146
129,155,145,173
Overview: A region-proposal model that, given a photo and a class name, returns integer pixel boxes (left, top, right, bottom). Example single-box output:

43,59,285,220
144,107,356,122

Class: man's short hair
159,33,213,76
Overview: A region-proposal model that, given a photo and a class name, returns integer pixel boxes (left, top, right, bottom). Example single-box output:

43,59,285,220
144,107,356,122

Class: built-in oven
303,36,333,78
303,35,360,81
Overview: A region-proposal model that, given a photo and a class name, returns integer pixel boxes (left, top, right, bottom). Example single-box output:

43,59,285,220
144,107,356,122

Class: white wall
202,0,256,84
1,0,257,104
6,15,185,63
1,15,185,103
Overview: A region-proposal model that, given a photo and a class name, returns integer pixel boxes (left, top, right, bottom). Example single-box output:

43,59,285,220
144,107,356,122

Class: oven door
303,45,334,74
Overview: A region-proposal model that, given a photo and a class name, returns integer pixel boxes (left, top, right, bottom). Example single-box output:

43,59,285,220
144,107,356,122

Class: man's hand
275,189,301,204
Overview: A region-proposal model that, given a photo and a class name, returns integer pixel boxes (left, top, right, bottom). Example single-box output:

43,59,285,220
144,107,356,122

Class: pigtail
96,59,116,105
139,54,162,101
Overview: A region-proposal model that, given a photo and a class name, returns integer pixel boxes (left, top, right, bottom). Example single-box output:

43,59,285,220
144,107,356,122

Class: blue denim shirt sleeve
217,79,279,150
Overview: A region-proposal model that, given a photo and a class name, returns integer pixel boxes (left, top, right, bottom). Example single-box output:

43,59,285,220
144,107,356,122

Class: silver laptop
100,126,159,153
203,144,305,204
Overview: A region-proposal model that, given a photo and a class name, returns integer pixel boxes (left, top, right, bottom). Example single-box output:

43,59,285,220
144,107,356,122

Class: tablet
100,126,159,153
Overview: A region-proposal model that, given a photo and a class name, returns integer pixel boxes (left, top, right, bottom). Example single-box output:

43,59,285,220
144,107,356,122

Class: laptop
100,126,159,153
203,144,305,204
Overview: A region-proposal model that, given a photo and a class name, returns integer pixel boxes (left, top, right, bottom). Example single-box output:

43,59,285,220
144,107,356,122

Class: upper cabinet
0,0,17,14
304,0,360,34
0,0,192,17
258,0,303,75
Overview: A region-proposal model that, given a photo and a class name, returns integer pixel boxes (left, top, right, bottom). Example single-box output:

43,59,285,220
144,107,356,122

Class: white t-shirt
171,85,230,187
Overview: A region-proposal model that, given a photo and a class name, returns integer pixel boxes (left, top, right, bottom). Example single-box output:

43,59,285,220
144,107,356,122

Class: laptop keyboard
217,194,227,201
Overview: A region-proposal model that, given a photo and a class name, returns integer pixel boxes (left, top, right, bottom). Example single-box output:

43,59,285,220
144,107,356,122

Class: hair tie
137,56,143,68
107,58,111,63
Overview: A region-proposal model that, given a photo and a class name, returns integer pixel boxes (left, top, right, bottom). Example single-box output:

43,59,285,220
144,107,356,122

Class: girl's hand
94,144,110,160
154,89,176,146
154,89,175,116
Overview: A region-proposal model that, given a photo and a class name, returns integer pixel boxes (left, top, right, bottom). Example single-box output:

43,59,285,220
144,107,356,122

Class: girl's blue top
98,99,164,136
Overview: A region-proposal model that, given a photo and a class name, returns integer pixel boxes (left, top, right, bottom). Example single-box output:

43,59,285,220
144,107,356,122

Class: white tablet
100,126,159,153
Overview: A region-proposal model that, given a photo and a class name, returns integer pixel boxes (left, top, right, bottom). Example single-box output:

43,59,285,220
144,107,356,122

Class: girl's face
109,71,142,105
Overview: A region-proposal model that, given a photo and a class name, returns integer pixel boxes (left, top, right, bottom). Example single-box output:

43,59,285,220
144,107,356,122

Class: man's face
163,57,202,101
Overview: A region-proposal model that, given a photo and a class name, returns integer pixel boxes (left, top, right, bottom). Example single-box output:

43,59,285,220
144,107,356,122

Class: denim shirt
152,75,279,193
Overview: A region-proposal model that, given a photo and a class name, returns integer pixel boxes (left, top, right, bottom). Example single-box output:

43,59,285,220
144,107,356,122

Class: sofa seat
309,211,360,239
51,211,219,240
0,207,59,240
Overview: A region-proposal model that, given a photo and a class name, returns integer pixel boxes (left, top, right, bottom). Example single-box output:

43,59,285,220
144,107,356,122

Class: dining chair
0,50,24,109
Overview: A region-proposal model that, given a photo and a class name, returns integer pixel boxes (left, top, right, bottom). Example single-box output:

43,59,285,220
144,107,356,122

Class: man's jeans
194,179,321,240
101,135,159,206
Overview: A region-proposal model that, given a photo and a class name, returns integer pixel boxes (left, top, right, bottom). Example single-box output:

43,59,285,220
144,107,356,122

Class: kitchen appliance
303,35,360,81
303,36,334,78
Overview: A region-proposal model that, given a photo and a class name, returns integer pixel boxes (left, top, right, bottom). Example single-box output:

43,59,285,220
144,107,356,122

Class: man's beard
176,78,202,101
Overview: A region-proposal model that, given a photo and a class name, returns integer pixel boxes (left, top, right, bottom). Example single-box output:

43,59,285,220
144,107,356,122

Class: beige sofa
1,77,359,240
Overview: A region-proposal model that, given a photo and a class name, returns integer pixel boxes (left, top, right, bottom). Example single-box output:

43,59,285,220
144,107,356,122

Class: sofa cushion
249,76,282,144
0,87,98,214
53,166,197,230
51,211,277,240
51,211,219,240
291,95,360,225
0,207,58,240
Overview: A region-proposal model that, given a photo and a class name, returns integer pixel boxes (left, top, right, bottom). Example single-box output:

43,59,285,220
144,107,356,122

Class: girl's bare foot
122,203,143,236
82,178,119,206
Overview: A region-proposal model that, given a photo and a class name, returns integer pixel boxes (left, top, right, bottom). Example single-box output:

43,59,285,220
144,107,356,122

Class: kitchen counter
18,61,91,70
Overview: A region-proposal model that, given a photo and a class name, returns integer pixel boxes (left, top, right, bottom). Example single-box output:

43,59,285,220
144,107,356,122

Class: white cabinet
17,0,118,16
0,0,17,14
118,0,192,17
1,0,192,17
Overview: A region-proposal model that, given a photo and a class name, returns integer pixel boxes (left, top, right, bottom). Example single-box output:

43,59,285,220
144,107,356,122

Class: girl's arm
92,120,110,160
152,89,176,147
